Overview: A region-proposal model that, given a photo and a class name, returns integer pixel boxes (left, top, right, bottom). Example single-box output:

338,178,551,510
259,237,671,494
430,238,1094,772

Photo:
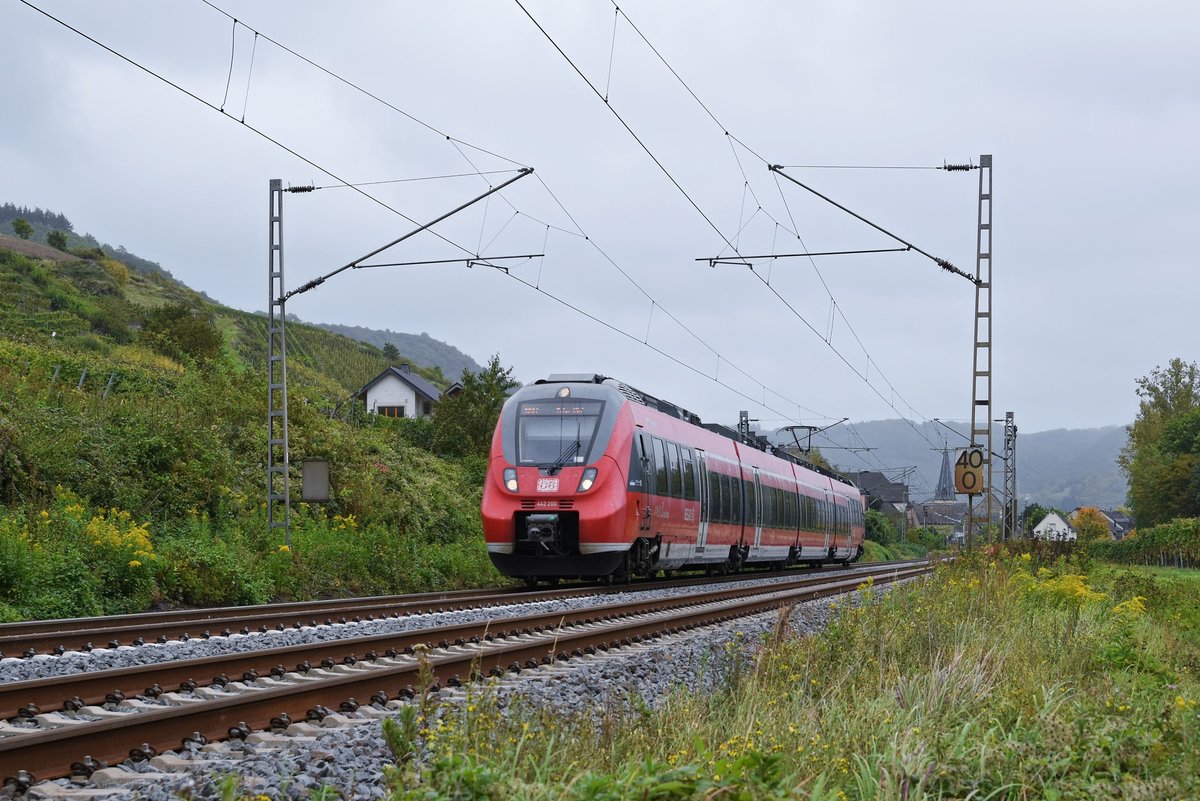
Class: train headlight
577,467,598,492
503,468,519,493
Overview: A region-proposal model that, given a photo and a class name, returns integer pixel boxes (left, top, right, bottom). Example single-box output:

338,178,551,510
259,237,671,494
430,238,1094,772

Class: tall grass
384,552,1200,800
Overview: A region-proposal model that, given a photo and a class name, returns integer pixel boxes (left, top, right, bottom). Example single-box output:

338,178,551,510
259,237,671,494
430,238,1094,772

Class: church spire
935,449,957,501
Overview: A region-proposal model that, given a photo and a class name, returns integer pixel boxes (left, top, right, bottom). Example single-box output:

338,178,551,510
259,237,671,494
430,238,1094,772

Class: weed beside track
381,551,1200,801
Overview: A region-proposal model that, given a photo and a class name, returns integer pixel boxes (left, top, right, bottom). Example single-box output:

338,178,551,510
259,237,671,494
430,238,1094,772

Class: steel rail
0,562,931,783
0,561,928,658
0,563,923,719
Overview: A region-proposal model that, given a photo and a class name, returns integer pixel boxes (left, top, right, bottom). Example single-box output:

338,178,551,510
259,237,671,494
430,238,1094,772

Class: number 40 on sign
954,447,985,495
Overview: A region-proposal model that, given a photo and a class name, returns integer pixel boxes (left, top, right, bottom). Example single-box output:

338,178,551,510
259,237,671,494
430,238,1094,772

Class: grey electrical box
302,459,330,502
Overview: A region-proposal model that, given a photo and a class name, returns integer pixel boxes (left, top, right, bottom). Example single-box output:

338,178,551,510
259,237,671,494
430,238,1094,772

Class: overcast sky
4,2,1198,459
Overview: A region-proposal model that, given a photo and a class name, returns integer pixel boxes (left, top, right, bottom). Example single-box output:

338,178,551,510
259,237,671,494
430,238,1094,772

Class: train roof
532,374,857,488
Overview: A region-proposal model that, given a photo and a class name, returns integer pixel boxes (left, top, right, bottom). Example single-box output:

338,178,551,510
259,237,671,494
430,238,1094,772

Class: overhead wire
200,0,527,168
779,164,944,170
14,0,491,265
513,0,749,263
306,170,523,190
200,0,831,422
609,5,952,492
20,0,832,430
538,2,953,460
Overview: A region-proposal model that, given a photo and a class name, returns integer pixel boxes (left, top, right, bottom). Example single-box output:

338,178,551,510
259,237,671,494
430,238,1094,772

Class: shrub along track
0,560,932,789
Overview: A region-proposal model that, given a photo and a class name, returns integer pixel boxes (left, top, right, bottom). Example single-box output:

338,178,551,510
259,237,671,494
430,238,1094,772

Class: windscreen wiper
547,439,581,475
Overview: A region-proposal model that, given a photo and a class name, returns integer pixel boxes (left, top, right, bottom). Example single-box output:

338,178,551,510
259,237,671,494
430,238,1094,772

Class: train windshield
517,399,605,468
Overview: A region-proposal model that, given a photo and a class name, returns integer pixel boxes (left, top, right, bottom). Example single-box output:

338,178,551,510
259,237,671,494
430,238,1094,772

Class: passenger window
652,438,668,497
667,443,682,499
721,474,731,523
745,479,757,526
681,447,696,501
627,435,645,490
709,470,720,521
724,474,734,525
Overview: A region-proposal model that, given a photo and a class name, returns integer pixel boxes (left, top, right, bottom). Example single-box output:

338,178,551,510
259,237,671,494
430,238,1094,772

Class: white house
1033,512,1076,542
355,363,442,419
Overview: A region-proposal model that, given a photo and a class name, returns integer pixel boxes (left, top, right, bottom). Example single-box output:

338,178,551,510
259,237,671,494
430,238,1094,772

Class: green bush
1091,517,1200,568
864,509,895,545
155,532,271,607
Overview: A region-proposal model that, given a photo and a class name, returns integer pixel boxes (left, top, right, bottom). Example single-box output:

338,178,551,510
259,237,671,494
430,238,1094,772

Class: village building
356,363,442,419
1032,511,1076,542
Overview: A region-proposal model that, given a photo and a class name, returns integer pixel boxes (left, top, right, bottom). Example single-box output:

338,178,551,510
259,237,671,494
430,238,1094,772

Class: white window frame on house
376,405,407,418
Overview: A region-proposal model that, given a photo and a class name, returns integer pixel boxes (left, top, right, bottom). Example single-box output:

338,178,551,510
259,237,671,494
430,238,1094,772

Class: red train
482,375,866,584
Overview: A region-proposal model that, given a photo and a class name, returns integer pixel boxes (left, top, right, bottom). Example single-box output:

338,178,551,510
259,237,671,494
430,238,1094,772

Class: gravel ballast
3,572,916,801
0,565,900,686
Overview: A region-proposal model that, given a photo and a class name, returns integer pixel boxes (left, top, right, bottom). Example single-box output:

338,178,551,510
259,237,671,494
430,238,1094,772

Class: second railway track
0,559,934,789
0,560,927,660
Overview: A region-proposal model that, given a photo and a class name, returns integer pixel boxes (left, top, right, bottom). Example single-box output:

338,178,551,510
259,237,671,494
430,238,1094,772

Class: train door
651,437,669,538
752,469,764,549
630,432,653,533
822,489,833,553
696,452,709,551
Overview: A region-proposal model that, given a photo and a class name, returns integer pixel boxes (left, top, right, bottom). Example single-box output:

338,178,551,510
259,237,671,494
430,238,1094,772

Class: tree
47,230,68,250
1020,503,1050,536
1073,506,1112,545
865,509,895,545
11,218,32,240
804,448,835,472
431,355,518,457
381,342,400,361
1119,358,1200,526
139,303,224,364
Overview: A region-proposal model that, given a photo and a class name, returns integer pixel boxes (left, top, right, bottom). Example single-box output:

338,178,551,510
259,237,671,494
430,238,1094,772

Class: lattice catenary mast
266,180,290,546
966,155,993,546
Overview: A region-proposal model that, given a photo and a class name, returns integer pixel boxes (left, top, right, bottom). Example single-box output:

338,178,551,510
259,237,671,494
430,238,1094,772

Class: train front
481,378,631,580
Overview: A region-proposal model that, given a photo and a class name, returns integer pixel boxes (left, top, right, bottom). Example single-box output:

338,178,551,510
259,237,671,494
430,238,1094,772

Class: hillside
0,230,449,396
0,235,501,620
1,203,479,385
307,321,482,381
770,418,1129,511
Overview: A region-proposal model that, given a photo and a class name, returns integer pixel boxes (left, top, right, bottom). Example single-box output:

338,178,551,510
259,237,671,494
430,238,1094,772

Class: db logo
536,478,560,493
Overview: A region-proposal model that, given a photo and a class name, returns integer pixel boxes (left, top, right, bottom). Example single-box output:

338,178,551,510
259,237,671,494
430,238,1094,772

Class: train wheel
524,576,539,588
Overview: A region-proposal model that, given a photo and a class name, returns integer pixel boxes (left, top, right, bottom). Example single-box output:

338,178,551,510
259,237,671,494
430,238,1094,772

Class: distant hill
306,322,483,382
767,418,1129,511
2,203,178,282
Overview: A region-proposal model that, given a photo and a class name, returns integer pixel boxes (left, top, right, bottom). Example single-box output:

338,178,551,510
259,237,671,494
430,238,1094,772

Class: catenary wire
582,5,953,457
514,0,750,263
200,0,529,168
198,0,831,423
199,0,831,423
309,170,523,190
19,0,830,431
15,0,488,263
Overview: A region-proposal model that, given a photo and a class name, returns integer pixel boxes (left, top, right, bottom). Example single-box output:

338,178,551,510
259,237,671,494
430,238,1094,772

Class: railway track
0,560,927,659
0,560,933,790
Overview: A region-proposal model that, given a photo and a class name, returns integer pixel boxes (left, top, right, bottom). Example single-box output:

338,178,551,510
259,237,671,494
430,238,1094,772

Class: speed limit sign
954,447,985,495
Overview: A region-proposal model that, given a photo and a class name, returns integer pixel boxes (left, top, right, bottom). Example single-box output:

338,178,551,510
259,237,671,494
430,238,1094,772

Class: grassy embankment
375,550,1198,801
0,245,500,621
